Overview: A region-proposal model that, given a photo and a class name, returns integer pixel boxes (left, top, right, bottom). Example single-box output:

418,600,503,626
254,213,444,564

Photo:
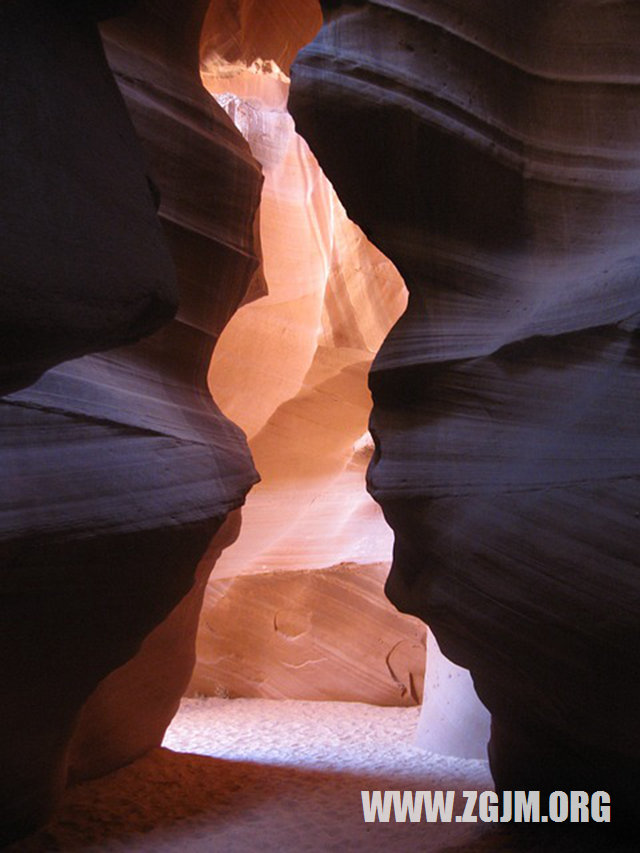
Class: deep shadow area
7,735,633,851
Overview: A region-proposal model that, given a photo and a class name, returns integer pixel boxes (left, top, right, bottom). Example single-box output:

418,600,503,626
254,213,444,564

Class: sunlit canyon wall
189,2,424,705
289,0,640,816
1,0,261,842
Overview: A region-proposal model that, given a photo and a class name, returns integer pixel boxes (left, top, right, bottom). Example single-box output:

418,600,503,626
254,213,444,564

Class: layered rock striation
1,0,261,842
195,562,425,705
290,0,640,813
189,44,418,703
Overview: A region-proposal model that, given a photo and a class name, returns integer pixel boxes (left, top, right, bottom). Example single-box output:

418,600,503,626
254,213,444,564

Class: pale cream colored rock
416,633,491,760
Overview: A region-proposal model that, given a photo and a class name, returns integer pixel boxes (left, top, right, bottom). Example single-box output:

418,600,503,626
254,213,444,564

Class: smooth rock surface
66,511,242,783
417,632,491,760
189,48,413,703
201,0,321,75
192,562,425,704
0,0,178,394
289,0,640,813
1,0,261,842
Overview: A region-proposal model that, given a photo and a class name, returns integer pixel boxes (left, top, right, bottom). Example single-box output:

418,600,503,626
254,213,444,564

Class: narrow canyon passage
190,46,428,706
1,0,638,850
191,39,491,757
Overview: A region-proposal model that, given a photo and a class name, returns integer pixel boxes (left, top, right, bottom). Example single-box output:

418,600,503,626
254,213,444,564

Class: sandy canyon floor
8,698,633,852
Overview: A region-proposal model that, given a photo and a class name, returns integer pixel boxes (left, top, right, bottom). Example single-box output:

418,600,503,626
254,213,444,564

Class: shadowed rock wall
289,0,640,814
0,0,177,395
0,0,261,843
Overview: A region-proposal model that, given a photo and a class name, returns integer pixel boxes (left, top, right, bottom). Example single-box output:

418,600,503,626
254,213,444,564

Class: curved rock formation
66,510,242,783
0,0,177,395
289,0,640,816
1,0,261,843
189,48,418,703
195,562,425,705
201,0,321,75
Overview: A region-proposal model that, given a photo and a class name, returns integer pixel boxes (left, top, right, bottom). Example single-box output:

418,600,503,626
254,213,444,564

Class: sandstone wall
189,32,423,705
289,0,640,813
0,0,261,842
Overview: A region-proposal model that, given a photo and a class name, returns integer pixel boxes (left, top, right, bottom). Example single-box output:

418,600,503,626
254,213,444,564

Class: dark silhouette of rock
0,0,177,395
0,0,261,843
289,0,640,819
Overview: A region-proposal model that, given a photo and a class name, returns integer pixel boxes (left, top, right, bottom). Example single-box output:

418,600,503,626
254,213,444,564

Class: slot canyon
1,0,638,850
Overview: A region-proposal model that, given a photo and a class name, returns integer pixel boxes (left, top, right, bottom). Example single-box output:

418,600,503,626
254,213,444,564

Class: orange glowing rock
190,52,412,702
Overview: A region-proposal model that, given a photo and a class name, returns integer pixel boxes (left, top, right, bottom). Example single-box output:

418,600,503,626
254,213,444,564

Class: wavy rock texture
201,0,321,74
289,0,640,813
0,0,261,842
189,49,415,702
195,562,425,705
